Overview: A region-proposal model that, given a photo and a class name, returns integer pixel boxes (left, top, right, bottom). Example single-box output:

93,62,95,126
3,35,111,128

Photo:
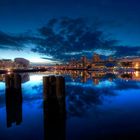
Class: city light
134,71,140,77
135,63,139,69
6,68,12,75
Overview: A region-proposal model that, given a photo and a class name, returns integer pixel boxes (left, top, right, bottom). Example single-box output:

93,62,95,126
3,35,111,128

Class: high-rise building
92,53,101,62
81,56,87,68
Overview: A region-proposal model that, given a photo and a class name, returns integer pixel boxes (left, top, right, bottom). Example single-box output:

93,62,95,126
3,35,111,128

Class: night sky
0,0,140,64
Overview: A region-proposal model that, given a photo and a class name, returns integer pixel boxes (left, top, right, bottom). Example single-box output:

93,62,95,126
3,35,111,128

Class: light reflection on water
0,71,140,140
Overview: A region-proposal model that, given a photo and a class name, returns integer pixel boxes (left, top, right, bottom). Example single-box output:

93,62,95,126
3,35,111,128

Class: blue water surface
0,73,140,140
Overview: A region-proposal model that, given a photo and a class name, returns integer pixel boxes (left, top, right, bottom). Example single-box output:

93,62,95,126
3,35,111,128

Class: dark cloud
32,17,119,61
0,31,21,49
0,17,139,61
32,17,140,61
0,31,42,50
0,31,28,50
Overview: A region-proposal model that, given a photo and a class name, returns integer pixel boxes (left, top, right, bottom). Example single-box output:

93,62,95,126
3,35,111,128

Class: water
0,71,140,140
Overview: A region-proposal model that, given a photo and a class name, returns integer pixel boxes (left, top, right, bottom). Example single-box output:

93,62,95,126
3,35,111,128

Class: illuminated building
59,52,140,70
0,59,15,69
0,58,30,70
92,53,101,62
81,56,87,68
132,61,140,69
14,58,30,69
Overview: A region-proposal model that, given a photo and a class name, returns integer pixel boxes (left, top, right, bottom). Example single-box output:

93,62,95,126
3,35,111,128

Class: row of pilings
5,74,66,140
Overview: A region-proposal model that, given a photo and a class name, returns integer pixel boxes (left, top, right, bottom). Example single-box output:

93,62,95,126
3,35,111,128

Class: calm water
0,71,140,140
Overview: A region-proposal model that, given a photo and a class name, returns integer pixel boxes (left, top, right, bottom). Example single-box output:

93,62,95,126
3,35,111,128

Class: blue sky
0,0,140,64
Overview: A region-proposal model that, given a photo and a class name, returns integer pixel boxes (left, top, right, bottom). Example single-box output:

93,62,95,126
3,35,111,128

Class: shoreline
0,68,140,74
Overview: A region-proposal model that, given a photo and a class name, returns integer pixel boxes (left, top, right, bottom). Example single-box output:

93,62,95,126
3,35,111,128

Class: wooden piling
14,74,22,89
56,76,65,98
43,75,66,140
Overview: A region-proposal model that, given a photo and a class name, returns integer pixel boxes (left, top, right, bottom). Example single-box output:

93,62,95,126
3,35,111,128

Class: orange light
135,63,139,69
135,71,139,77
6,68,12,75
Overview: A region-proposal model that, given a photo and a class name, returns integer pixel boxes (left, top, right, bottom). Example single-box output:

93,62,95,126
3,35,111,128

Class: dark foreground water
0,71,140,140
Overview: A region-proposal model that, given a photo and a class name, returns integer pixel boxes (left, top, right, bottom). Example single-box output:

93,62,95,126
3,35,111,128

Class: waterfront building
0,58,30,70
0,59,17,70
14,58,30,69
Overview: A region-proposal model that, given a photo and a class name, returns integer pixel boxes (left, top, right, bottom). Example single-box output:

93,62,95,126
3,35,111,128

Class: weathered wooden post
5,74,22,128
56,76,65,98
56,76,65,120
43,75,66,140
5,74,14,89
43,76,56,99
43,76,50,100
14,74,22,89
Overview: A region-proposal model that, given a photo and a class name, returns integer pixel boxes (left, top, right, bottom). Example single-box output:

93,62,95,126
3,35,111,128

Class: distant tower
93,53,100,62
81,56,87,68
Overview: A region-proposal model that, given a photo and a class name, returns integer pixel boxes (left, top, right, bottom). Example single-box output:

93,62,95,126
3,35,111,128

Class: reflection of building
119,58,140,69
93,78,99,85
91,72,106,85
119,71,140,81
5,74,22,128
20,73,30,83
132,61,140,69
81,71,90,83
133,71,140,80
91,62,105,69
0,73,29,83
39,69,140,85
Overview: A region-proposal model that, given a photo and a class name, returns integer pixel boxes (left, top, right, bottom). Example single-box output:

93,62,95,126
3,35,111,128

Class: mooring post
5,74,22,128
14,74,22,89
43,76,50,100
43,76,57,99
5,74,14,89
43,75,66,140
56,76,65,98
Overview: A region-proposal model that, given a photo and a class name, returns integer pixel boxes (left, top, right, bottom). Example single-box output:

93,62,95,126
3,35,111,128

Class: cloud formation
0,17,139,62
